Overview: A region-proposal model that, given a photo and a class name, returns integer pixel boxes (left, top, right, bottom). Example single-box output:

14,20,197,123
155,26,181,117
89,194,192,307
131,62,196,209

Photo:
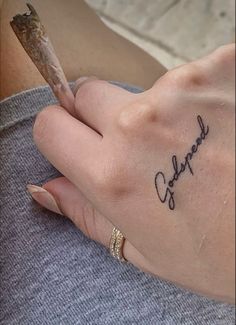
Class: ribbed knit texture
0,83,235,325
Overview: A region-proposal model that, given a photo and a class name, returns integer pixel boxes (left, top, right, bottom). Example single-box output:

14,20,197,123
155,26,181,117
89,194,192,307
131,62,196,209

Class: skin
1,0,234,304
32,44,235,303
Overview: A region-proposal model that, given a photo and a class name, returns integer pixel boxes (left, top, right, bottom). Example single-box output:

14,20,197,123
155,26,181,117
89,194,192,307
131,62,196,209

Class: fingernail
27,184,62,215
73,76,98,95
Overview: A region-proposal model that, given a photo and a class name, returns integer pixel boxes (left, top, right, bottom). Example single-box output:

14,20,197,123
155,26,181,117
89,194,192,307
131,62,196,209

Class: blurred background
85,0,235,69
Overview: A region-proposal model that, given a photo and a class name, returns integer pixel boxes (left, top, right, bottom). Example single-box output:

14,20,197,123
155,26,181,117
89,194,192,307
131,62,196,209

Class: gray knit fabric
0,83,235,325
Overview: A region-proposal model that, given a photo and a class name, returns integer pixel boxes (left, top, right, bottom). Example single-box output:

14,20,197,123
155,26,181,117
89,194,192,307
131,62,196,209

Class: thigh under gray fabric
0,83,235,325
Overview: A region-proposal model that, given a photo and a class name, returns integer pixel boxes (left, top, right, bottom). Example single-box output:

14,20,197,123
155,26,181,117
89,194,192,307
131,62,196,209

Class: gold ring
109,227,127,262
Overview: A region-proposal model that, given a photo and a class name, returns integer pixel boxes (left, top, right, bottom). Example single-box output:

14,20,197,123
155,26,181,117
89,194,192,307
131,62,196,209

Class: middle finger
74,79,135,135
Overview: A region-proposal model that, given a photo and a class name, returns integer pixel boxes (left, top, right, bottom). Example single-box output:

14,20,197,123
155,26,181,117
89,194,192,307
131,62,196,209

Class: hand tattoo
155,115,209,210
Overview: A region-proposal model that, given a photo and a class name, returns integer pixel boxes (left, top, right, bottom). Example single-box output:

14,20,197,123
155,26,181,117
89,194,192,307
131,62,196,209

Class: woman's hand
30,44,235,303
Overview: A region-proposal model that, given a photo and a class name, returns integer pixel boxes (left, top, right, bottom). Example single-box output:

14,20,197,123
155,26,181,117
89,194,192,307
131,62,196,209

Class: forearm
0,0,167,99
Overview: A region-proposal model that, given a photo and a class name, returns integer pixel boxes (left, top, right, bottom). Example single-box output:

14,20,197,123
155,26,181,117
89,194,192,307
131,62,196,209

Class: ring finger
27,176,150,270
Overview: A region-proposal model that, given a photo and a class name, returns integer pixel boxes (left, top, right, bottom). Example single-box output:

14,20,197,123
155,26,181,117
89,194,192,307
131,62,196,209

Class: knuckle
117,100,157,134
213,44,235,64
93,159,130,198
167,64,205,89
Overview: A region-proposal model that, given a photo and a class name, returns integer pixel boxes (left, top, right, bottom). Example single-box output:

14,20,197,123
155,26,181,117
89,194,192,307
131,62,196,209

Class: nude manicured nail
27,184,62,215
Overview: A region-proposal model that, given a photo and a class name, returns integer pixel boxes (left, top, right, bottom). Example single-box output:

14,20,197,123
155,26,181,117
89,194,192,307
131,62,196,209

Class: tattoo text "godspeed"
155,115,209,210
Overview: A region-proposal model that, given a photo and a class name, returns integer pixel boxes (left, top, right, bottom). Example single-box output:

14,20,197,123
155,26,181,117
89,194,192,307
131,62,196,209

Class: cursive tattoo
155,115,209,210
